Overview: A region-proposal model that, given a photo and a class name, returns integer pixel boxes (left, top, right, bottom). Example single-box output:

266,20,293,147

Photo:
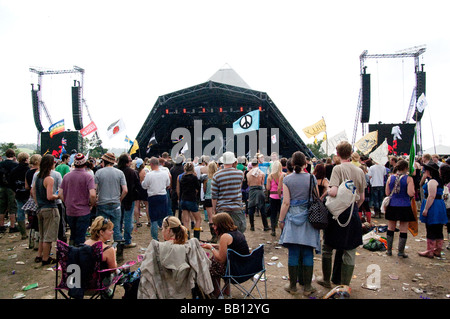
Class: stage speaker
72,86,83,130
412,71,426,122
40,131,83,156
31,89,44,132
361,73,371,123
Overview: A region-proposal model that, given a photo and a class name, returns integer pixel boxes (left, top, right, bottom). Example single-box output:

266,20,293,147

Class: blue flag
232,110,260,135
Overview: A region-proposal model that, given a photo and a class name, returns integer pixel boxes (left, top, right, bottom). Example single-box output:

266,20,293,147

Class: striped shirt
211,168,244,212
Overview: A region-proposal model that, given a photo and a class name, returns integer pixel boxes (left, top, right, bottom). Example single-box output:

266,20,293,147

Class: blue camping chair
220,244,267,299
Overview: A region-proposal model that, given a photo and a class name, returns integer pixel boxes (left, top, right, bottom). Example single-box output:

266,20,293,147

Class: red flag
80,121,98,137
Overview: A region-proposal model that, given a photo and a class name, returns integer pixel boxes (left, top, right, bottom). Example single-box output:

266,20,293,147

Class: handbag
443,185,450,209
308,175,329,229
381,174,403,214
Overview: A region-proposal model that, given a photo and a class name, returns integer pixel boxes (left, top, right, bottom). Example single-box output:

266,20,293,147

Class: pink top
269,176,281,199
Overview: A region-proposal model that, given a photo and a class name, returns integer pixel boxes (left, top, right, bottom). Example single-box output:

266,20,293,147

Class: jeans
285,243,314,267
122,202,135,245
97,203,123,241
370,186,385,211
67,214,91,246
16,199,27,222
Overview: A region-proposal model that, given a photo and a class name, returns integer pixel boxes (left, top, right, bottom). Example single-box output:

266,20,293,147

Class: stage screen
40,131,83,157
368,123,415,156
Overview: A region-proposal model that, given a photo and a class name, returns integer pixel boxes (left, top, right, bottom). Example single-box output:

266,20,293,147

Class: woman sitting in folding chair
202,213,250,298
84,216,118,296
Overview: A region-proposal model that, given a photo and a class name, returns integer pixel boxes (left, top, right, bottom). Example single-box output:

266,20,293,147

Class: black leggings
426,224,444,240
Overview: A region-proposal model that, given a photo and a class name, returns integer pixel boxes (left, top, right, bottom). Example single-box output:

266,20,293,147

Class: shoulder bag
308,175,329,229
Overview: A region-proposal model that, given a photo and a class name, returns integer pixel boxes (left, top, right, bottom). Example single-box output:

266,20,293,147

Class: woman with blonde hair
161,215,189,244
85,216,117,271
203,161,218,242
266,160,284,236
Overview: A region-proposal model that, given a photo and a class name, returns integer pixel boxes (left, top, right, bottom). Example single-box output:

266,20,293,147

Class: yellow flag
130,139,139,155
355,131,378,155
302,118,326,139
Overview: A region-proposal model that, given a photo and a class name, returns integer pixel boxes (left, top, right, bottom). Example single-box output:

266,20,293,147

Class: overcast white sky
1,0,448,153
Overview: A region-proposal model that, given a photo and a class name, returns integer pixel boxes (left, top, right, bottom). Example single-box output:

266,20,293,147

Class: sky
1,0,449,154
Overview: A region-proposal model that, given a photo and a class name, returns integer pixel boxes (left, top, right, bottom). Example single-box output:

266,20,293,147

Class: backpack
0,166,9,187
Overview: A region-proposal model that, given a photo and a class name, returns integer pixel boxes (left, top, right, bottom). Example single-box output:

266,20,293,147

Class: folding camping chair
220,244,267,299
55,240,132,299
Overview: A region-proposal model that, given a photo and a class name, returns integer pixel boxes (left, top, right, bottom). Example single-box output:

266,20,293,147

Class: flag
130,139,139,156
302,118,326,139
320,130,348,156
106,119,126,139
409,128,417,176
180,141,189,154
59,145,67,160
416,93,427,113
172,136,184,143
232,110,260,135
369,139,389,165
80,121,98,137
49,119,65,138
271,134,277,144
148,133,157,148
355,131,378,155
124,135,133,146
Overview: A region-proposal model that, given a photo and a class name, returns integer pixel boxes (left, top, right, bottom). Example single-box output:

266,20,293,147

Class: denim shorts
180,200,198,212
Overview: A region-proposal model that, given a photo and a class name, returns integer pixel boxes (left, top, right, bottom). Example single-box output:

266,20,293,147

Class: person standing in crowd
178,162,201,239
24,154,41,249
384,159,416,258
312,163,329,200
31,154,60,266
134,158,149,228
266,160,283,236
203,161,218,242
439,164,450,250
320,141,366,289
59,153,96,246
351,152,361,167
211,152,245,233
368,158,387,218
418,162,448,258
432,154,443,167
9,152,30,239
117,153,139,248
278,151,321,296
236,156,249,218
95,153,128,242
247,158,270,232
55,154,71,178
142,157,170,240
0,148,18,233
169,155,185,220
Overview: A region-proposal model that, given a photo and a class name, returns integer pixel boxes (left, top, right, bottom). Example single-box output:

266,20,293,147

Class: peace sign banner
232,110,260,135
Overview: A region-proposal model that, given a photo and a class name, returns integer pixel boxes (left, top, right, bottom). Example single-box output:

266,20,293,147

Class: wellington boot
418,239,435,258
302,266,316,296
434,239,443,257
284,266,298,294
317,256,332,288
340,264,355,286
397,235,408,258
17,221,28,240
386,232,394,256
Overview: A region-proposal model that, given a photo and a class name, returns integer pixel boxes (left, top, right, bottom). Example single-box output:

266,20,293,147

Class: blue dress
420,182,448,225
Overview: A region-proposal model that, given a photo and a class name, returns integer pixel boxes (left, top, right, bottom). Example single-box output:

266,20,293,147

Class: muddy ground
0,207,449,300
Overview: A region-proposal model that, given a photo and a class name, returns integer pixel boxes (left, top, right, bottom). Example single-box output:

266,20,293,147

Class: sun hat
423,162,439,172
219,151,237,165
73,153,86,166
